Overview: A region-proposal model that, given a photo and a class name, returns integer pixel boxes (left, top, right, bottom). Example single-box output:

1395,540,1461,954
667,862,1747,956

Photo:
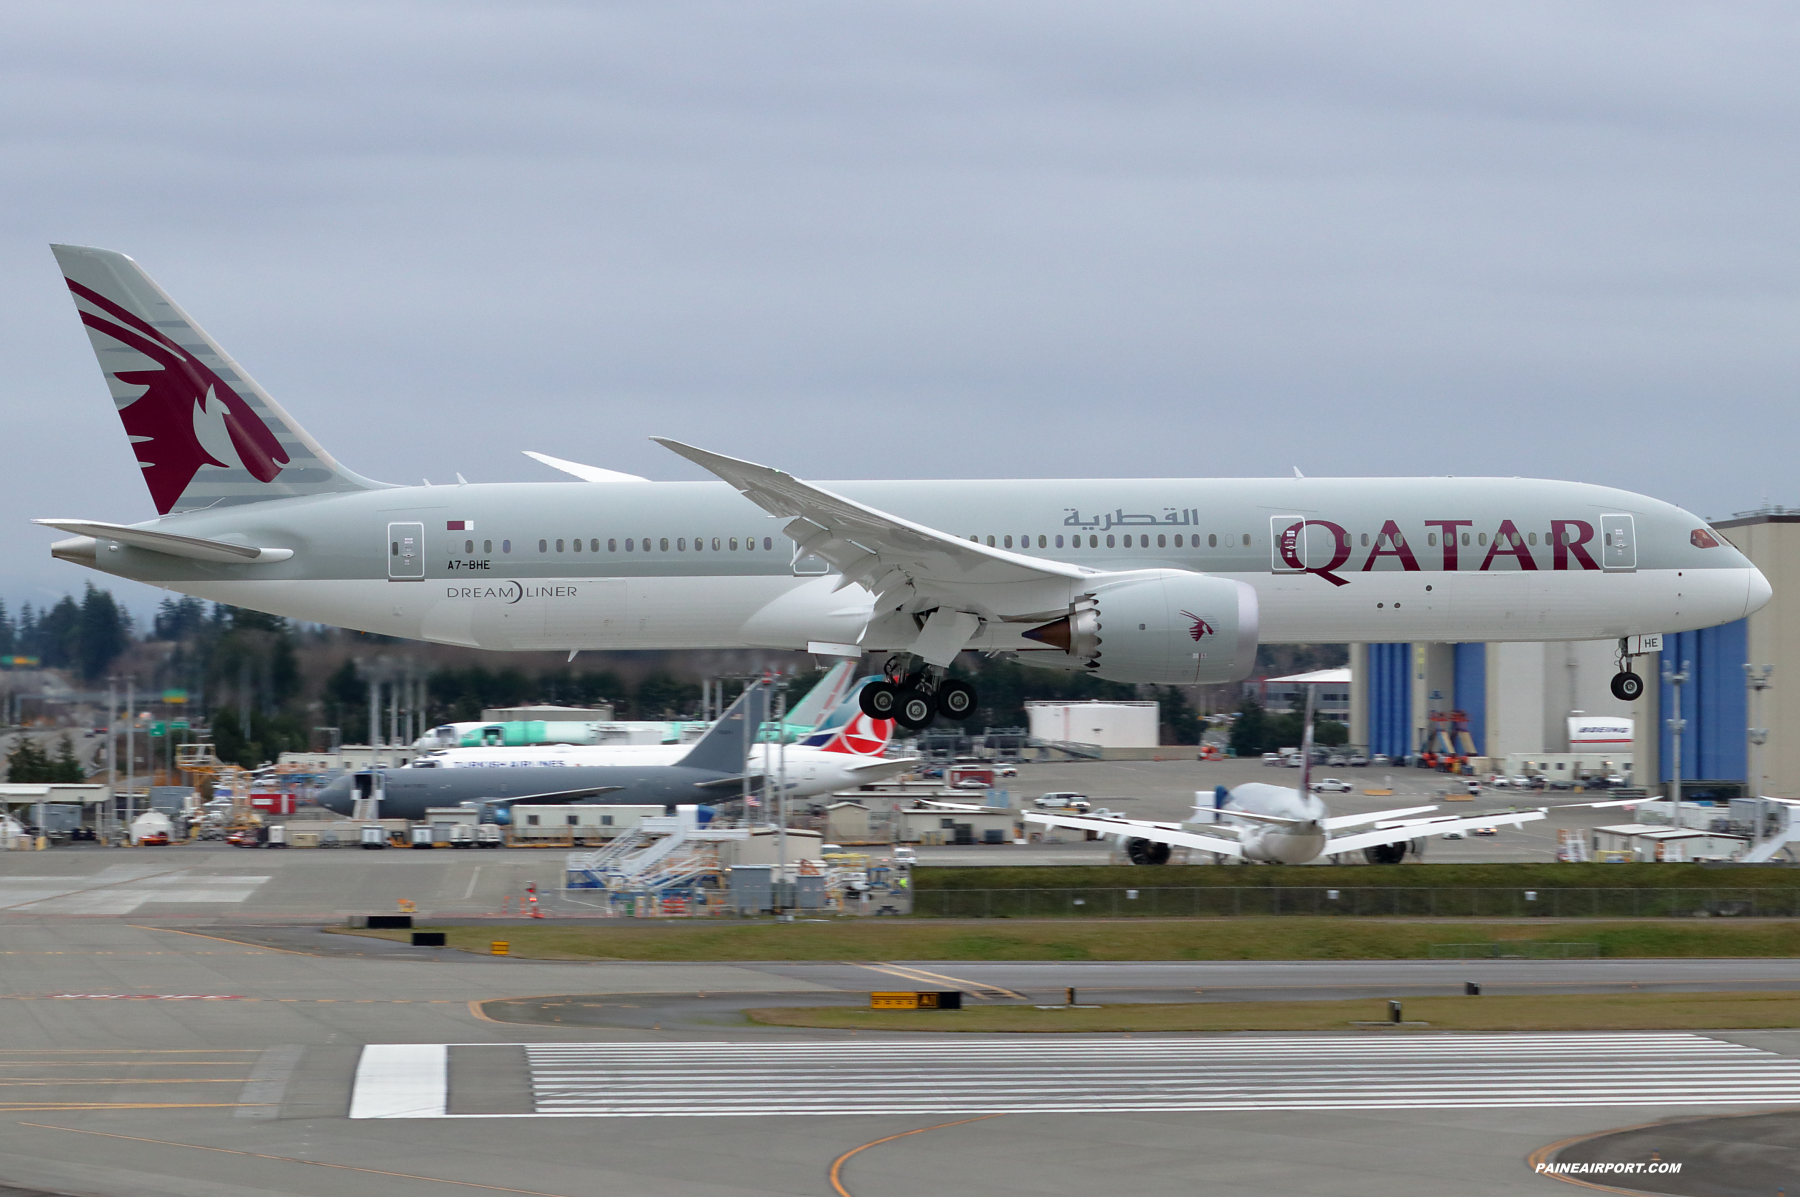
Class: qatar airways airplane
37,245,1771,728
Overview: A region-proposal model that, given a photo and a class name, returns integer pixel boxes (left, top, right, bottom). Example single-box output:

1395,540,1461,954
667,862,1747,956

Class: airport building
1345,506,1799,796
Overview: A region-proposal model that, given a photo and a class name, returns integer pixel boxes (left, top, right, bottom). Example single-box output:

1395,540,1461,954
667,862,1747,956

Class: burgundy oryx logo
1180,611,1215,641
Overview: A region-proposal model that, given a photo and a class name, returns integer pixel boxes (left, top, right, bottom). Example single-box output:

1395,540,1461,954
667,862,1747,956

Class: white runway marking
349,1044,447,1118
353,1033,1800,1118
2,870,271,915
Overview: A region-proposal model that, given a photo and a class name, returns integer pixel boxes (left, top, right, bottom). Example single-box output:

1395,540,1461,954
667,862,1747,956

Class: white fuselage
417,742,906,800
67,475,1769,661
1196,782,1332,865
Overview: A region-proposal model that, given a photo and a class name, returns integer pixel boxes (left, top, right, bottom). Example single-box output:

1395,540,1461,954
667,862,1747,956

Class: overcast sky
4,1,1797,622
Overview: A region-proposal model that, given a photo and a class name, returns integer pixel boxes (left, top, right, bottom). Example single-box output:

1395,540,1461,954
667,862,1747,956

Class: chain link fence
911,888,1800,919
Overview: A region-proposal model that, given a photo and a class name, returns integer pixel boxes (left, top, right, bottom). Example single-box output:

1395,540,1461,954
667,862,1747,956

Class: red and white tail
816,711,894,756
51,244,384,515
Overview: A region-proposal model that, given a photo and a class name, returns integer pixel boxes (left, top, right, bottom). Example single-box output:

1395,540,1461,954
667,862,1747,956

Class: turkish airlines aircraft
37,246,1772,726
412,706,910,801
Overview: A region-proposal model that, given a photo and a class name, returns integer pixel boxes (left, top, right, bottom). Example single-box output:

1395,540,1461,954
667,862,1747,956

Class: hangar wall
1350,508,1794,795
1352,638,1635,762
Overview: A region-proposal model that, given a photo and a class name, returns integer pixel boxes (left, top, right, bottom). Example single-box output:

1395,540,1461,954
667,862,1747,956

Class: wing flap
1325,808,1547,854
1322,804,1439,830
1024,811,1243,856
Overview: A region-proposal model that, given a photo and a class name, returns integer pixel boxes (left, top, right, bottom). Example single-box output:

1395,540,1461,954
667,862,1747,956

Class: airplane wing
486,785,627,804
653,439,1095,656
34,519,294,564
1024,811,1244,857
1322,808,1547,854
1323,805,1439,830
522,451,648,483
845,756,920,775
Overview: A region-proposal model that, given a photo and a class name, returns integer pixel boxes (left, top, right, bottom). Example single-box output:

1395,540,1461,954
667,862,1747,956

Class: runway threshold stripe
347,1045,446,1119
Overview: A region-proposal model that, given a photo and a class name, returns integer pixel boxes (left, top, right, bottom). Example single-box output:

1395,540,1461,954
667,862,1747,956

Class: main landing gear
859,657,978,731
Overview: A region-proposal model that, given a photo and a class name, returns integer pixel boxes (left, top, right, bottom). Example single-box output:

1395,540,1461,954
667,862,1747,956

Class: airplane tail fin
50,244,389,515
799,676,890,752
799,677,894,756
785,661,856,733
679,681,769,774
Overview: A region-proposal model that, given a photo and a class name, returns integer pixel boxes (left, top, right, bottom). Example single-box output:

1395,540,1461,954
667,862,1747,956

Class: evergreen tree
0,599,13,656
30,596,80,670
324,659,364,730
75,584,130,680
14,603,34,660
153,596,206,642
1154,685,1204,746
50,735,85,782
4,738,53,783
1228,697,1269,758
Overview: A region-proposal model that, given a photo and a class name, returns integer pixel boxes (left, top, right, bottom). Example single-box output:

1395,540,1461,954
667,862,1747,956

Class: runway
2,919,1798,1195
350,1034,1800,1118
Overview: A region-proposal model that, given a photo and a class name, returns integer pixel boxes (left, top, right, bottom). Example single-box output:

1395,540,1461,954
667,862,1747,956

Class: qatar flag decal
446,520,474,531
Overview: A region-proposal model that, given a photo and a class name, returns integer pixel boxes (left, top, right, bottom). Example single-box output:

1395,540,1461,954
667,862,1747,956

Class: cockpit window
1691,528,1721,548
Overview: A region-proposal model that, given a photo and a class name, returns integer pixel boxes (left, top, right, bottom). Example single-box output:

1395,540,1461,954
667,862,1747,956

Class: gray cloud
4,0,1797,617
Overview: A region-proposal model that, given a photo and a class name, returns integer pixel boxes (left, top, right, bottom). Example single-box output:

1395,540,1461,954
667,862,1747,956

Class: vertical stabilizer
785,662,856,733
679,682,769,775
51,244,388,514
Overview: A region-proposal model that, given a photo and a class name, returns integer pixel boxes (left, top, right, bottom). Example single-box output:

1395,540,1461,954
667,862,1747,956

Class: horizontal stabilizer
522,451,648,483
34,519,293,564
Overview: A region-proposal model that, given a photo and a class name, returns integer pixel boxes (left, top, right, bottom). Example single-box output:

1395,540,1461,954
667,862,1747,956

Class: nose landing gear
1610,634,1657,702
1610,671,1644,702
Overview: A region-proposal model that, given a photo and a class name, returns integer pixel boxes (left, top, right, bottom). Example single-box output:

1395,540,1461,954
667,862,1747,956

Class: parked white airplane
1027,693,1550,864
37,246,1772,728
411,705,910,801
415,662,857,749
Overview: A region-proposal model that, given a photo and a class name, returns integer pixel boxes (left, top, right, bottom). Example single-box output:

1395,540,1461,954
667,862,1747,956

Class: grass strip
334,917,1800,961
917,862,1800,890
746,990,1800,1033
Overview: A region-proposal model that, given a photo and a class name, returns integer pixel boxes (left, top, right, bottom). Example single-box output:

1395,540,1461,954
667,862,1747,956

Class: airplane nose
1747,566,1773,617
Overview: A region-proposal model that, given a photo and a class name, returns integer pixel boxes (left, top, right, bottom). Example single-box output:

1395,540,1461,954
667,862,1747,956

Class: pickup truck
1034,793,1092,812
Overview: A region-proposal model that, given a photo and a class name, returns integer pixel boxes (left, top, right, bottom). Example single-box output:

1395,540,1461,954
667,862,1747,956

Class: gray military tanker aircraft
315,682,769,822
36,246,1772,728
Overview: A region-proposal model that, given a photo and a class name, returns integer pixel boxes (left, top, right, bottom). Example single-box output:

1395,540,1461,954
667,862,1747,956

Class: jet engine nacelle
1022,570,1259,684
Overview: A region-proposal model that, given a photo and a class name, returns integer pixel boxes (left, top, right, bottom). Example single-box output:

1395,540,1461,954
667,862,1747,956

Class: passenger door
387,522,425,580
1599,514,1636,572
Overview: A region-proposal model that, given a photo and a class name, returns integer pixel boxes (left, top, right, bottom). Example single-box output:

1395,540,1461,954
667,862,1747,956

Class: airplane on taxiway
412,679,913,803
1025,689,1641,866
37,245,1772,728
415,660,858,750
316,681,773,822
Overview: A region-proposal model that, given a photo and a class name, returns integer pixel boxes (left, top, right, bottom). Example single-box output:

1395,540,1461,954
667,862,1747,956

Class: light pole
124,677,135,834
105,675,117,839
1663,659,1689,805
1746,664,1774,799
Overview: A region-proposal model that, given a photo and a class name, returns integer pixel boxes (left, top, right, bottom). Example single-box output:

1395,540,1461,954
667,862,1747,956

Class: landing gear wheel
894,688,935,731
935,679,977,722
1610,671,1644,702
860,681,899,720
